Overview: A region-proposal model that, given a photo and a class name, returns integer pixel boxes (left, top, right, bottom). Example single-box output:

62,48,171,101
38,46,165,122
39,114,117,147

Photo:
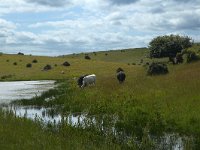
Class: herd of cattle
77,69,126,88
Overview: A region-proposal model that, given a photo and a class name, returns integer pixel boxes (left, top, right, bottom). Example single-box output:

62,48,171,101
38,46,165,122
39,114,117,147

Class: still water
0,80,55,104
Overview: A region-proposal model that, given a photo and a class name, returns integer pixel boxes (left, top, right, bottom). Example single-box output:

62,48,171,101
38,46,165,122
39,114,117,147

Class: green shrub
18,52,24,55
176,53,184,64
26,63,32,68
13,62,17,66
32,59,38,63
186,51,199,63
85,55,91,60
147,62,168,75
43,64,52,71
1,74,13,80
63,61,70,66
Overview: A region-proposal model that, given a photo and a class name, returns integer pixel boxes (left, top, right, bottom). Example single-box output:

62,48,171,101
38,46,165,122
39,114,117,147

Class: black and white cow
77,74,88,87
77,74,96,88
117,71,126,83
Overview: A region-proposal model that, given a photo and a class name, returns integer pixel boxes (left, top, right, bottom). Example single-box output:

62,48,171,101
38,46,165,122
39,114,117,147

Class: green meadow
0,44,200,149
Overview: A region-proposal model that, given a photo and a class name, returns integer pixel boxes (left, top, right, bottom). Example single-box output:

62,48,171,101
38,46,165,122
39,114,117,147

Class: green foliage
43,64,52,71
62,61,70,66
85,55,91,60
147,62,168,75
13,62,17,65
1,74,14,80
18,52,24,55
149,34,192,58
32,59,38,63
26,63,32,68
185,51,199,63
175,53,184,64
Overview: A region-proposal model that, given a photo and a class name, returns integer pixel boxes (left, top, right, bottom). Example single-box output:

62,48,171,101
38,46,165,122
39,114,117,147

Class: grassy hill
65,48,149,64
0,44,200,149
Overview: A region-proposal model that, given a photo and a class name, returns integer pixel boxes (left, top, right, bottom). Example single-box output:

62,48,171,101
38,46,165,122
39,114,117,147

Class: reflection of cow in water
117,71,126,83
77,74,96,88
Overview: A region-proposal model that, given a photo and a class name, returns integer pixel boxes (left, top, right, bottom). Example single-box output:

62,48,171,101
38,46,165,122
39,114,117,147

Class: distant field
65,48,149,64
1,44,200,149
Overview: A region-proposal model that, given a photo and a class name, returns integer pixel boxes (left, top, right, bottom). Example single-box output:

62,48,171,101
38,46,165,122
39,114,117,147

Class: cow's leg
81,81,85,88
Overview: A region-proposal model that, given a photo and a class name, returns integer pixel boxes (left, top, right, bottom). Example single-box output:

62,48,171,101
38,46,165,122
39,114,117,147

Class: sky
0,0,200,56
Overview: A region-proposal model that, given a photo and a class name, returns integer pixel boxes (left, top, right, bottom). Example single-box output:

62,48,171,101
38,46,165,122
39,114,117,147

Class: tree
149,34,193,58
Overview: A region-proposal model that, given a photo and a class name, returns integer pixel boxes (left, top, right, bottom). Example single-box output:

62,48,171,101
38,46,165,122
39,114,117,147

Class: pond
0,80,56,104
4,105,87,126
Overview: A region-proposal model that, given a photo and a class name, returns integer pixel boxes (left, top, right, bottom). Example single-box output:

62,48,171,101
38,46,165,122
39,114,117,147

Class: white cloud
0,0,200,55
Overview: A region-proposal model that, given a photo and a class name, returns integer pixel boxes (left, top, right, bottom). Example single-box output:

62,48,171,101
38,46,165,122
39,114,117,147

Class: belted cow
77,74,96,88
117,71,126,83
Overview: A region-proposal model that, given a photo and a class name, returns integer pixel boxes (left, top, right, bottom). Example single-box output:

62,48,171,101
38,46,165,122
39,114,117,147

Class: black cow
117,71,126,83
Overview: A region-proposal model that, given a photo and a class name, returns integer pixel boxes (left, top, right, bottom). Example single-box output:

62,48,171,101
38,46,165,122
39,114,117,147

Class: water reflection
3,105,87,127
0,80,56,104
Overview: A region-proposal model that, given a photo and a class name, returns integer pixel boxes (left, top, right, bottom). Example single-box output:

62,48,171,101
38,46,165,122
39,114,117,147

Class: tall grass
0,108,121,150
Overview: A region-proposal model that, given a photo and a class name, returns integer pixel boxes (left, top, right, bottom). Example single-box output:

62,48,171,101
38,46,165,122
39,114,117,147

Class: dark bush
43,64,52,71
18,52,24,55
63,61,70,66
116,67,124,73
32,59,38,63
54,64,57,67
6,59,9,62
147,62,168,75
146,62,150,65
26,63,32,68
13,62,17,65
85,55,91,60
132,63,136,65
1,74,13,80
105,53,108,56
